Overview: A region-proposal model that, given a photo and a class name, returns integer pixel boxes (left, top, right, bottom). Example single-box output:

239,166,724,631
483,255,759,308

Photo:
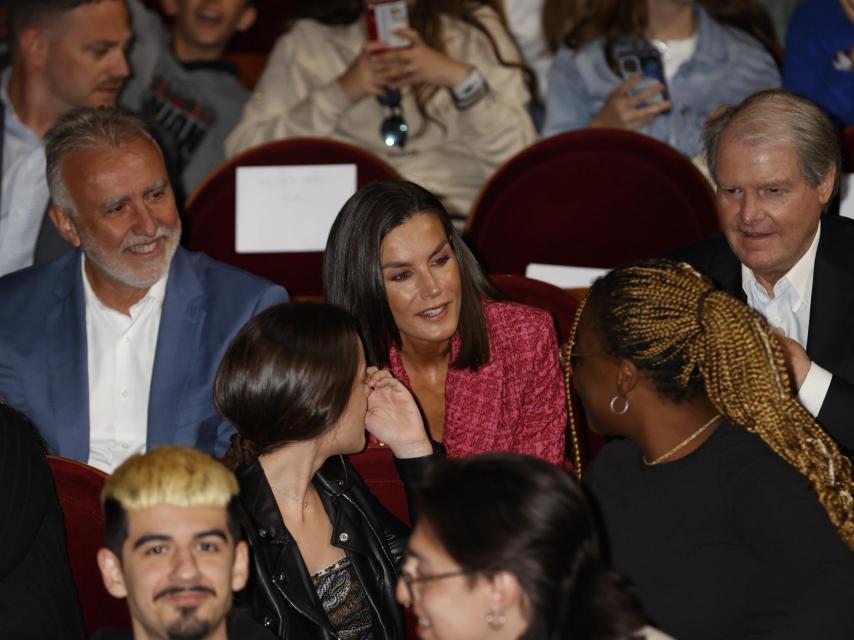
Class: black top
0,403,86,639
584,420,854,640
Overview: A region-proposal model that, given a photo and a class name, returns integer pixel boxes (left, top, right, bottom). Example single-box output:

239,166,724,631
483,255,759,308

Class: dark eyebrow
194,529,229,542
381,240,449,270
132,534,172,550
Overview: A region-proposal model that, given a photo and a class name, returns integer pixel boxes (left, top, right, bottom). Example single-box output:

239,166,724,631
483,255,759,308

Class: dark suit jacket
0,247,288,461
0,403,87,639
673,214,854,452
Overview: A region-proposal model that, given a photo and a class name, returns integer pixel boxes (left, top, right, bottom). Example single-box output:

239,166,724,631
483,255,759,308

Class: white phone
367,1,410,49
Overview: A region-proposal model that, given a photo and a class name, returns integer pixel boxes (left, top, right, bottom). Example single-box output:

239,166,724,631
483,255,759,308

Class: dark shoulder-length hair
324,180,499,372
416,453,647,640
214,303,362,467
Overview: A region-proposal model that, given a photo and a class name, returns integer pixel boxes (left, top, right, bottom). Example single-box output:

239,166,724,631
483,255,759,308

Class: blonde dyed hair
102,445,238,511
564,259,854,549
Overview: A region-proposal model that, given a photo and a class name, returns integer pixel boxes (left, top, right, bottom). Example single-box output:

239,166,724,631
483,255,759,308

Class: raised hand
365,367,433,458
589,76,672,130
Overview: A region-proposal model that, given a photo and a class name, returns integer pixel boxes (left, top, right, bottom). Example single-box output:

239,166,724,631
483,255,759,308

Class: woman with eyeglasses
571,259,854,639
225,0,536,220
214,302,438,639
396,452,672,640
324,180,566,465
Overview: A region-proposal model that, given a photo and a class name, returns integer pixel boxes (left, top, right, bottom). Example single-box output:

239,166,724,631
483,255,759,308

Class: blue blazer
0,247,288,461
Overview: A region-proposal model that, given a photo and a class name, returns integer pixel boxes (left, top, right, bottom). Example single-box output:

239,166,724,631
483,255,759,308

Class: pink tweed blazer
389,299,566,464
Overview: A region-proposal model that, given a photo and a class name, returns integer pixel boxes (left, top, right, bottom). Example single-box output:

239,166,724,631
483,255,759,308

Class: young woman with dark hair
214,302,437,639
396,453,672,640
542,0,780,159
224,0,536,219
571,259,854,639
324,181,566,465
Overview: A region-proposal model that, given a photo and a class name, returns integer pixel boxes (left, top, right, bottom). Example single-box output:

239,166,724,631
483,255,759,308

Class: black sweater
585,420,854,640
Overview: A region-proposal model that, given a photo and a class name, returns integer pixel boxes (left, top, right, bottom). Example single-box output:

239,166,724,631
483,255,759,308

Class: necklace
643,415,721,465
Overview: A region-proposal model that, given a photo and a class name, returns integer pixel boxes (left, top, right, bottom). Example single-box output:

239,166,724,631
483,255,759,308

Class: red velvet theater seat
47,456,131,636
467,129,719,275
185,137,402,298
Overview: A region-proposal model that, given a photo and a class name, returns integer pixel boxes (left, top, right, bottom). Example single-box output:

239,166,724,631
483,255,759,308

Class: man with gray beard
0,107,288,472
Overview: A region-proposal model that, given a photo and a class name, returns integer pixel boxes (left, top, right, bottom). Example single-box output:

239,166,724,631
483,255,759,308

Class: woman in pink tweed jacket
324,181,566,464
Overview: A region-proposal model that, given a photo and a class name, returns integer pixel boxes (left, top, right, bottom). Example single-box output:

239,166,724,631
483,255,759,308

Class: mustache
121,225,176,251
153,585,216,602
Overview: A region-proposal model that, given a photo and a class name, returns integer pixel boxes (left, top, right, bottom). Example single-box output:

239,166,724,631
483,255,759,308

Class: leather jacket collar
236,456,407,640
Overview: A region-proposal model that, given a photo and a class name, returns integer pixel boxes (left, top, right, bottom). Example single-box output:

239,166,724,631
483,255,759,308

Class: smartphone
616,47,671,113
367,1,410,49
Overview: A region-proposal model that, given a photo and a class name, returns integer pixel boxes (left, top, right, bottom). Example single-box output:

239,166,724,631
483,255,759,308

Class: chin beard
166,607,213,640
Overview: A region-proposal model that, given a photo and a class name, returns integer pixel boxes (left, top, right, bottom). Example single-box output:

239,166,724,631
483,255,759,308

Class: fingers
623,100,672,128
625,81,665,108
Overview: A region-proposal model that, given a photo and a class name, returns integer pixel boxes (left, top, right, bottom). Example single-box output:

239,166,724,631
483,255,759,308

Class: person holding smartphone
225,0,536,222
543,0,780,159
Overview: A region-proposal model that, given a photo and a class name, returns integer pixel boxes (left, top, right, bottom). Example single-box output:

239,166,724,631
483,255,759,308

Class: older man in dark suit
675,89,854,452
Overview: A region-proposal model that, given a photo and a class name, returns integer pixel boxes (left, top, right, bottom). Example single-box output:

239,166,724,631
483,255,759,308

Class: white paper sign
526,263,610,288
236,164,357,253
840,174,854,221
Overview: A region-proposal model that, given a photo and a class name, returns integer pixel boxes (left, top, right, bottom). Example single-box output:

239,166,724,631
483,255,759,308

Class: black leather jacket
235,453,436,639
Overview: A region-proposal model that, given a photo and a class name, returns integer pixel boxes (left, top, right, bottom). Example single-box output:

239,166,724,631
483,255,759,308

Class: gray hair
45,107,159,214
704,89,841,197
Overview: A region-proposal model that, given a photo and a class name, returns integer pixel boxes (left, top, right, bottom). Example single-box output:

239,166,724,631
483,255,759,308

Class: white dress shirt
82,256,168,472
741,223,832,416
0,68,50,277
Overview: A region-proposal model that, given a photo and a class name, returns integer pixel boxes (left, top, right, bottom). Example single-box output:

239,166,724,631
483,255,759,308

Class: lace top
312,555,375,640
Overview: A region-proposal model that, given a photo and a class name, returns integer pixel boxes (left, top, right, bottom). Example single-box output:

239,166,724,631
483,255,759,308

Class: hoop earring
609,394,629,415
485,609,506,630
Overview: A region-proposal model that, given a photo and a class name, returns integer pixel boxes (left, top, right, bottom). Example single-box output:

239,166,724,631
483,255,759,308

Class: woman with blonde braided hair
571,258,854,640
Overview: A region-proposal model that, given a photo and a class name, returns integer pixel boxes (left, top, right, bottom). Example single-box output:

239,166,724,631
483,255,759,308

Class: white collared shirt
741,223,832,416
82,255,168,472
0,68,51,277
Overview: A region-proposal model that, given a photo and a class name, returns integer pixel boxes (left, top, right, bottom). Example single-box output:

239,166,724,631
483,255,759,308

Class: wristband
451,68,489,110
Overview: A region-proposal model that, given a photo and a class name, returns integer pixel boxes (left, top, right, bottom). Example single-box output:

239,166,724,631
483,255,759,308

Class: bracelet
451,68,489,111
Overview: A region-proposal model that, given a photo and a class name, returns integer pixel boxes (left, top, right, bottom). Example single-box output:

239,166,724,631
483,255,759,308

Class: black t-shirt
584,420,854,640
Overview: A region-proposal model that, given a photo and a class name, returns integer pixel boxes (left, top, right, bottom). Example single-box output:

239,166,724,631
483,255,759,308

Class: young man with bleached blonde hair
95,445,275,640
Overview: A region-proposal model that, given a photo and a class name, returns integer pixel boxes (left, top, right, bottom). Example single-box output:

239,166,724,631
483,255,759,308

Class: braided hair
564,259,854,549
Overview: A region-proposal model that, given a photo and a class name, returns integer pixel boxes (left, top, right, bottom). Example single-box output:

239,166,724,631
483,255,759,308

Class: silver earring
485,609,506,630
609,394,629,415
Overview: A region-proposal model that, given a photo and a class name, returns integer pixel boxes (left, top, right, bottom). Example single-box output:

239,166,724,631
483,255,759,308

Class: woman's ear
615,357,639,398
488,570,523,611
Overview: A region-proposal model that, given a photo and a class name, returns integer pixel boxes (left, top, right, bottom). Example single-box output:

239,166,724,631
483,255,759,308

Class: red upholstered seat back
348,446,411,527
185,137,402,298
47,456,131,636
467,129,719,274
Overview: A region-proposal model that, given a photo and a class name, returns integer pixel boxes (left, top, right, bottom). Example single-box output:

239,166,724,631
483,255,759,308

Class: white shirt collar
741,222,820,310
81,252,168,315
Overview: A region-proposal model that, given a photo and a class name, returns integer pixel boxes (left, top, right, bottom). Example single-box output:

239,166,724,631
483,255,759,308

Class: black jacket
236,452,436,639
672,214,854,453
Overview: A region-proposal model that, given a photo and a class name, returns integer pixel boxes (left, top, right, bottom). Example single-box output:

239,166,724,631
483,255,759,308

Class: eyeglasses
399,568,473,604
378,89,408,148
